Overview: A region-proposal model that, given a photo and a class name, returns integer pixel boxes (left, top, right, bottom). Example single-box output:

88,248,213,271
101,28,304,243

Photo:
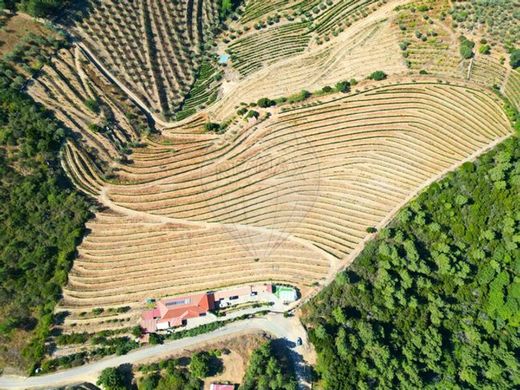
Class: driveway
0,314,313,390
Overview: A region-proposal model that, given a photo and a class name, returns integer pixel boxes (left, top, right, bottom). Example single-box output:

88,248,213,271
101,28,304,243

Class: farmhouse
140,284,286,332
141,293,214,332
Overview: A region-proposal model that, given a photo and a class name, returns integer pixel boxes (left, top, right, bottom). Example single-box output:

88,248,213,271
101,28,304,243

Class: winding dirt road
0,314,313,390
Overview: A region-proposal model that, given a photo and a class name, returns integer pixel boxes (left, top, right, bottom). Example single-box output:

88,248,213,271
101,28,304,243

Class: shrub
335,81,351,93
204,122,221,132
97,366,126,390
322,85,333,93
116,306,131,313
84,98,100,114
287,90,311,103
246,110,259,119
149,333,163,345
131,326,142,338
459,35,475,59
479,44,491,55
88,123,102,133
367,71,387,81
257,97,276,108
510,49,520,69
189,351,212,378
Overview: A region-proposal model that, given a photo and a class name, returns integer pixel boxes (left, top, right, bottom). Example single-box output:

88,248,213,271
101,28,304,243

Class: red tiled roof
141,308,160,320
210,384,235,390
155,293,214,325
140,318,157,333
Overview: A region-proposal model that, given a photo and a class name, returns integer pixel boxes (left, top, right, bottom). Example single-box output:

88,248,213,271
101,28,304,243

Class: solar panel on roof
165,298,190,307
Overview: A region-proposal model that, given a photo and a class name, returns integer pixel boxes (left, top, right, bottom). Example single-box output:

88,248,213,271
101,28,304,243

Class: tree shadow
118,363,137,390
271,338,311,390
207,354,224,376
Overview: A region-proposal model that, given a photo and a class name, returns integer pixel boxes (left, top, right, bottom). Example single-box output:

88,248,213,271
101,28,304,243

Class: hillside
0,0,518,380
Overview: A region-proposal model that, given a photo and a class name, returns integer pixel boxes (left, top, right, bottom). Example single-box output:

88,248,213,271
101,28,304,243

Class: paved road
0,314,312,390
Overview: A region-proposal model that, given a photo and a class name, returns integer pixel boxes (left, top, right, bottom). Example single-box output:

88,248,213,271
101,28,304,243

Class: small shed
210,384,235,390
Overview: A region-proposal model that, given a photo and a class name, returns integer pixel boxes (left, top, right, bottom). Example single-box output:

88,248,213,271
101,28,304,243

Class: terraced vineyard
504,69,520,110
212,0,407,120
468,56,507,88
240,0,298,23
27,45,148,168
228,22,312,76
56,81,513,332
66,0,220,119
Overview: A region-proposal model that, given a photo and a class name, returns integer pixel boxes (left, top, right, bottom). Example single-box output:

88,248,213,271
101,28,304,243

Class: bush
246,110,259,119
257,97,276,108
189,351,212,378
203,122,221,132
459,35,475,59
510,49,520,69
97,366,126,390
84,98,100,114
287,90,312,103
131,326,142,338
149,333,163,345
367,71,387,81
335,81,350,93
56,332,89,346
479,44,491,55
322,85,333,93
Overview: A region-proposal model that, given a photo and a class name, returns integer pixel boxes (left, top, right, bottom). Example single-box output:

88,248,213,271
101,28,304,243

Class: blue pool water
218,54,230,64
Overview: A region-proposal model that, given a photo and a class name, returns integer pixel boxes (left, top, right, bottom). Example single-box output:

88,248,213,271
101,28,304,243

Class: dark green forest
0,0,68,17
0,53,90,370
240,341,297,390
303,136,520,388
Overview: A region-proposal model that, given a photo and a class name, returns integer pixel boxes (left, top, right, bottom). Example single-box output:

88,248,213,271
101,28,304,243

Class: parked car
296,337,303,346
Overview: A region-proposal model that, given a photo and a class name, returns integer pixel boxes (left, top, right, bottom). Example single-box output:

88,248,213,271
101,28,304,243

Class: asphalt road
0,314,312,390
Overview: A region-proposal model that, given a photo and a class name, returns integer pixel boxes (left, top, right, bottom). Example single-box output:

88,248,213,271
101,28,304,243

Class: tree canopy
0,0,68,17
510,49,520,69
97,367,126,390
367,71,387,81
0,39,90,371
240,341,297,390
